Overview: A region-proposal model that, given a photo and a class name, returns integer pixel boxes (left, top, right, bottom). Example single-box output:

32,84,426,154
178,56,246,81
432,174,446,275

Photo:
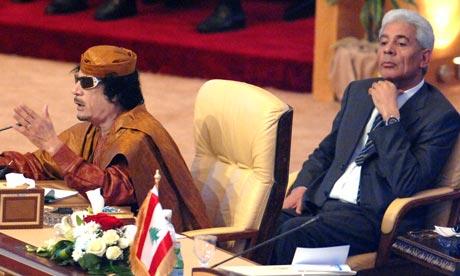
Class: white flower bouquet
26,211,137,275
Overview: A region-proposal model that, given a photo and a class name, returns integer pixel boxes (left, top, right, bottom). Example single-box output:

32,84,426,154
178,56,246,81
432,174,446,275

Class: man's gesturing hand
282,186,307,214
368,80,401,121
13,105,63,155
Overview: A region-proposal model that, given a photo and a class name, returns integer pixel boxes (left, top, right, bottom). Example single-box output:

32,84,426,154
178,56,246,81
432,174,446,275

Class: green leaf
54,240,74,249
390,0,400,8
36,247,53,258
76,215,84,226
110,263,134,276
79,253,102,271
88,269,105,275
360,1,371,40
51,240,74,265
374,0,383,40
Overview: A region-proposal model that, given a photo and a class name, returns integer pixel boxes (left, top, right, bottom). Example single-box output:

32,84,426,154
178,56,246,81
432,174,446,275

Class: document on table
44,188,78,203
220,245,355,275
220,264,355,275
292,245,350,265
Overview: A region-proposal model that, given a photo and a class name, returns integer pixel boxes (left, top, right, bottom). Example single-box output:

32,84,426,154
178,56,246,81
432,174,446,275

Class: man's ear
420,48,432,70
111,95,120,104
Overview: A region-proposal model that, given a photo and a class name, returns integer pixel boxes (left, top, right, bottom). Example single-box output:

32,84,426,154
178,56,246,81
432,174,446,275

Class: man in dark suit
271,9,460,264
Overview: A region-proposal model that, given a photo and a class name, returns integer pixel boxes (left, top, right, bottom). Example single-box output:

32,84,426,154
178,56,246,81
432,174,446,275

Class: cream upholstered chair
286,135,460,271
183,79,293,264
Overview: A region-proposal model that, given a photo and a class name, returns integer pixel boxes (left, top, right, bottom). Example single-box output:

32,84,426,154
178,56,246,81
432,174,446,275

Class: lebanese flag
130,186,176,276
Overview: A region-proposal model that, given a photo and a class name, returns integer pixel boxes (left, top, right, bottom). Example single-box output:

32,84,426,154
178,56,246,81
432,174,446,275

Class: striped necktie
355,114,384,166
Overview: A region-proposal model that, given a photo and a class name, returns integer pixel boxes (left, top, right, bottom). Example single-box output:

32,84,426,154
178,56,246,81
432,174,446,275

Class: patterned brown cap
80,45,137,78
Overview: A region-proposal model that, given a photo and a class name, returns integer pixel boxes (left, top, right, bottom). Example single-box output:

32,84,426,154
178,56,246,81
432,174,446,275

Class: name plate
0,184,44,229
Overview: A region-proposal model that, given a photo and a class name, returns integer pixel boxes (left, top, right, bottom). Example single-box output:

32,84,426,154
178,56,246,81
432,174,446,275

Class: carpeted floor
0,53,338,172
0,0,314,92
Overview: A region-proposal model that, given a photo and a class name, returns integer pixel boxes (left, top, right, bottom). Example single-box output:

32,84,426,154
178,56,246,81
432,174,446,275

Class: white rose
72,249,84,262
118,237,131,249
105,246,123,260
84,221,101,234
74,233,94,252
122,225,137,243
54,216,73,239
102,229,120,245
86,238,106,257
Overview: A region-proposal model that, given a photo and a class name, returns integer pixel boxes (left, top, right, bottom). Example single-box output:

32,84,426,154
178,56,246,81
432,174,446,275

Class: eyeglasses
74,75,103,89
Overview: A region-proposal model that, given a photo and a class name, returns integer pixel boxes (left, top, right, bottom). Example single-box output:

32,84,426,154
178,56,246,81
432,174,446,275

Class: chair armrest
375,186,460,267
183,227,259,243
381,187,460,234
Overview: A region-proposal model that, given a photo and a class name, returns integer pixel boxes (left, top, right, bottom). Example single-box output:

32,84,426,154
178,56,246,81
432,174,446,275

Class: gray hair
379,9,434,50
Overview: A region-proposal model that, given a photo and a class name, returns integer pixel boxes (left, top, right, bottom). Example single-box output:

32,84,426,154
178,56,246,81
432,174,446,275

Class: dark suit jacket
293,78,460,218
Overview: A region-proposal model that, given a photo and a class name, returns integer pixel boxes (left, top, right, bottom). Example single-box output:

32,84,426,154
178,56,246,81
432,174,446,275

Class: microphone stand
0,123,22,132
0,125,13,132
210,215,320,269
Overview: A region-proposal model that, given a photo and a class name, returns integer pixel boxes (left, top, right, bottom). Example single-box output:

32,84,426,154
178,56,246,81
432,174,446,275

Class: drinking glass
193,235,217,267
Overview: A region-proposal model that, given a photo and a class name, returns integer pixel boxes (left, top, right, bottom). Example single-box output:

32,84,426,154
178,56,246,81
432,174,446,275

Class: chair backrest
426,134,460,226
437,135,460,189
191,79,292,251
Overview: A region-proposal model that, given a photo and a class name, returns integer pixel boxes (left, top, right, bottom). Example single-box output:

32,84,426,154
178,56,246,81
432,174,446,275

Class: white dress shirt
329,79,425,204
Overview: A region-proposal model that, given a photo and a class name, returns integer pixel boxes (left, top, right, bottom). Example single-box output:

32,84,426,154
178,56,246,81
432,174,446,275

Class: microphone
0,123,22,132
210,215,320,268
0,125,13,132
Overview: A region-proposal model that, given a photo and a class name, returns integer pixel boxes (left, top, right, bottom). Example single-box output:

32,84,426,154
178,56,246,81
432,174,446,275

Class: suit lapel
399,83,428,128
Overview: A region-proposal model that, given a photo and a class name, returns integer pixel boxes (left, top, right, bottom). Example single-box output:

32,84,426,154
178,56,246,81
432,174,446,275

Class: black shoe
283,0,315,21
45,0,87,14
94,0,137,21
197,3,245,33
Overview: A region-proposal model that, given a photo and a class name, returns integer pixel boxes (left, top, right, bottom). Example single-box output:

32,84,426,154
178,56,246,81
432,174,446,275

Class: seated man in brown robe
0,45,210,232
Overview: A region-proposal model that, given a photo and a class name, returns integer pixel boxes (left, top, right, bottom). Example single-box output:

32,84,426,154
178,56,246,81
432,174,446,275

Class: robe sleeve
0,145,136,206
51,144,136,206
0,151,50,180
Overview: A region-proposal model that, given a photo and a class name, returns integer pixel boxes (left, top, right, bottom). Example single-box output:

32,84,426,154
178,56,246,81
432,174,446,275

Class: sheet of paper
44,188,78,202
86,188,105,214
292,245,350,265
434,225,460,237
5,173,35,188
220,264,356,276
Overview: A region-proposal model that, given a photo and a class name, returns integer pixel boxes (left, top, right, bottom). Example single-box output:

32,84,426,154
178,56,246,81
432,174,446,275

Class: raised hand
368,80,401,121
13,105,63,155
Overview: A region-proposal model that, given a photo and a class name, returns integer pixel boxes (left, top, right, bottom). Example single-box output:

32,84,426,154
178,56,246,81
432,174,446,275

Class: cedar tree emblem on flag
130,170,176,276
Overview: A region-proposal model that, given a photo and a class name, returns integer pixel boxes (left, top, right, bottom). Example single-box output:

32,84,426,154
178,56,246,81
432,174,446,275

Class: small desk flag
130,178,176,275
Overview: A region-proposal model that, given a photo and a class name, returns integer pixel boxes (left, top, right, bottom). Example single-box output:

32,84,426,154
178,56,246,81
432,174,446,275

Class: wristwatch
386,116,400,126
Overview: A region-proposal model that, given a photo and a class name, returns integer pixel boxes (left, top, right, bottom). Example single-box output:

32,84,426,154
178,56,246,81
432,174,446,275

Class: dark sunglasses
74,75,103,89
